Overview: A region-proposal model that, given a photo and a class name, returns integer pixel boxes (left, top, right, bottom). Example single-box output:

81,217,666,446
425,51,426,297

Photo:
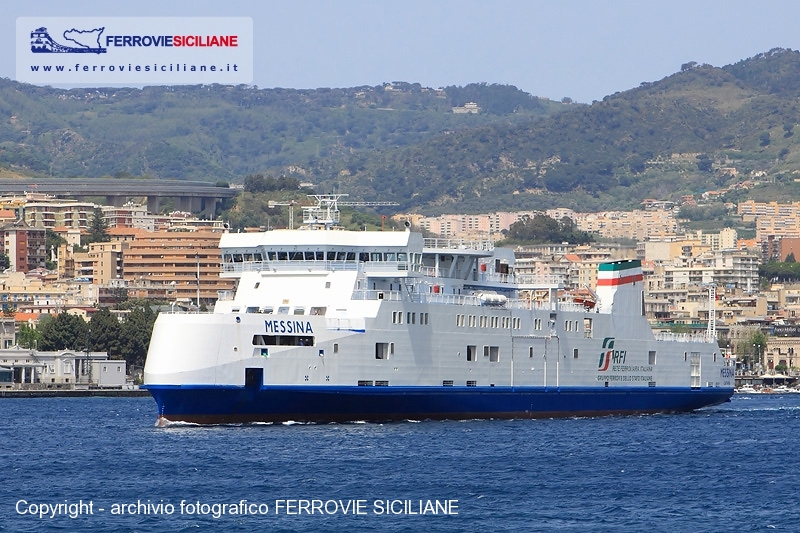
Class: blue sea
2,394,799,532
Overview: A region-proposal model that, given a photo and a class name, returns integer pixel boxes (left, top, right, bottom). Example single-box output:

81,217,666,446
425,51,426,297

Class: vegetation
760,260,800,282
498,213,594,245
31,302,158,371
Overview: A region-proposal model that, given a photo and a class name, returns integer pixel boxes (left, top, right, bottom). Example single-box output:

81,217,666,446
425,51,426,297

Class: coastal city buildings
3,192,800,387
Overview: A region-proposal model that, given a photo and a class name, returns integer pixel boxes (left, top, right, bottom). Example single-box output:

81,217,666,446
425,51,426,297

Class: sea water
2,394,799,532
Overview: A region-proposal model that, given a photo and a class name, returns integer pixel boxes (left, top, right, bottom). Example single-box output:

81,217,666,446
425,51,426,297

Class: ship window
304,251,315,261
223,254,232,263
584,318,593,338
483,345,489,358
315,251,324,261
346,252,356,261
684,351,687,361
254,253,263,261
310,307,326,316
489,346,500,362
442,380,454,387
466,380,476,387
421,313,429,325
573,348,579,359
278,252,288,261
278,306,289,314
333,343,339,353
529,347,533,358
385,252,396,261
375,380,389,386
467,345,477,362
648,351,657,365
293,308,305,315
359,252,369,262
480,316,487,328
376,342,390,360
371,252,382,261
407,312,415,324
254,282,260,289
233,254,243,262
469,315,476,327
261,307,273,314
358,380,374,386
246,307,259,313
289,252,303,261
327,251,337,260
491,316,498,328
244,253,254,261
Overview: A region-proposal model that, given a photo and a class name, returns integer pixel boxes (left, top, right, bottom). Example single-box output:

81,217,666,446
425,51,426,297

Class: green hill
4,48,800,214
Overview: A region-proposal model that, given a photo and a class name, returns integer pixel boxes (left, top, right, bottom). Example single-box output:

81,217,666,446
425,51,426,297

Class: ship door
245,367,263,389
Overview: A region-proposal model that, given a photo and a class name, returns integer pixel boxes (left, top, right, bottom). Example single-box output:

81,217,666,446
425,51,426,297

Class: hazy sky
6,0,800,103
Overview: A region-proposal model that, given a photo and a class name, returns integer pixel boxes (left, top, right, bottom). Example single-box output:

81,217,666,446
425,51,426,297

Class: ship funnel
595,260,644,316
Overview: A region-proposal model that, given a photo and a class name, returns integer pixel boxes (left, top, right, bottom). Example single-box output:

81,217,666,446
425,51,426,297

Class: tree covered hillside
0,80,563,183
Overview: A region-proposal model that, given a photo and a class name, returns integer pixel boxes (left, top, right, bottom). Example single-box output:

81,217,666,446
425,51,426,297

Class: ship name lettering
265,320,314,334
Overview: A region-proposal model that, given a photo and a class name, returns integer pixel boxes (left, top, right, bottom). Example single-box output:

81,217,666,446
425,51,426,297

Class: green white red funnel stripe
597,260,643,286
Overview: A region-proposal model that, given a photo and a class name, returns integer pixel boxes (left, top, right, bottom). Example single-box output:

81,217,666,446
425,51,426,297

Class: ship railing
351,290,404,302
478,272,515,284
508,299,554,310
418,293,483,306
423,238,494,251
515,274,564,287
359,261,413,274
654,331,716,343
222,260,361,274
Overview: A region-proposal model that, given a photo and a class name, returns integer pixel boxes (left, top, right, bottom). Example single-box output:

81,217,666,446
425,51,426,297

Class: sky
5,0,800,103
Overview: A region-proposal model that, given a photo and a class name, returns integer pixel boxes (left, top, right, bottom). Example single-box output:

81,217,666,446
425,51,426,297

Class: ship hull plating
146,384,732,424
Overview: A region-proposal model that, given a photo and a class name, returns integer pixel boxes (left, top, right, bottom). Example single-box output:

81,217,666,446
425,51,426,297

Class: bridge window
371,252,382,261
385,252,396,261
359,252,369,262
327,251,337,260
277,252,288,261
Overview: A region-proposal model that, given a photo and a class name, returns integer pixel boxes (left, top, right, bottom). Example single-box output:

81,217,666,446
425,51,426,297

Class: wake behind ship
143,195,734,424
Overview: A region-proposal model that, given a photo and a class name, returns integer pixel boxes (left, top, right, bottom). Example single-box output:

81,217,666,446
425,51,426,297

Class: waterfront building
0,347,125,389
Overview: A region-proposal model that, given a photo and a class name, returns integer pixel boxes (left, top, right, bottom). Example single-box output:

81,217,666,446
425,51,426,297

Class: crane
267,200,297,229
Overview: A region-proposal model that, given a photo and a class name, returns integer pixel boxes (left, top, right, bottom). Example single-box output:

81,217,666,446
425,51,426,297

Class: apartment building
116,229,234,304
1,221,46,273
25,201,96,230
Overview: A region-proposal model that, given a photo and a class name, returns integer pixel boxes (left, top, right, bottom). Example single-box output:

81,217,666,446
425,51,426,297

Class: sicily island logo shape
30,26,107,54
597,337,615,372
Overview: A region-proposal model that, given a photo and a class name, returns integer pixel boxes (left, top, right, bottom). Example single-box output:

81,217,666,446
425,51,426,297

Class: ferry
143,195,734,424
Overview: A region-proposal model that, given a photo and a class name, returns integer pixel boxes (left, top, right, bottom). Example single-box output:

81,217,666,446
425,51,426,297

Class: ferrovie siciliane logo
17,17,253,85
31,26,107,54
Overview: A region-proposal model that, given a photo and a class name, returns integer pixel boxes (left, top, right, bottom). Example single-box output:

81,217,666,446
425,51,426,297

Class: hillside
0,81,562,184
319,48,800,213
3,48,800,214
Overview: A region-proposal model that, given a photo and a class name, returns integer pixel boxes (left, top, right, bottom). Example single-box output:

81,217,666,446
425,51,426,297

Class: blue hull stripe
144,385,733,424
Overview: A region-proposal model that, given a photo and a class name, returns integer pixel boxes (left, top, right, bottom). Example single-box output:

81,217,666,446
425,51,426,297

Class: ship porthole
236,316,241,323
